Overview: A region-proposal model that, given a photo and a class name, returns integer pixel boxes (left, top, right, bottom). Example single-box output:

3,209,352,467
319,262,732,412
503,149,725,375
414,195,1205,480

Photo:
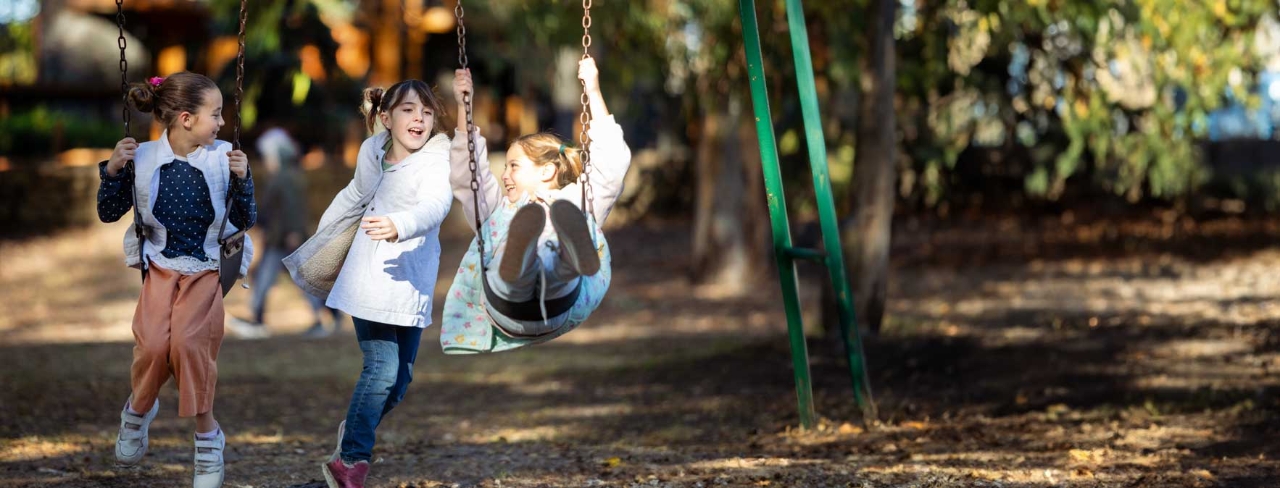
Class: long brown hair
360,79,449,135
126,71,219,129
513,133,583,189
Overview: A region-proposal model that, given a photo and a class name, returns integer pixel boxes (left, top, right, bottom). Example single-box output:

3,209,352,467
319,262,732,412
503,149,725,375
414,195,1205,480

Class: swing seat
439,209,612,354
481,276,582,335
446,0,602,354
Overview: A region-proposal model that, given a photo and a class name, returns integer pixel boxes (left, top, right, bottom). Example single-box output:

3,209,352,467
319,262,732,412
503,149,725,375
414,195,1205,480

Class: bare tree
845,0,898,334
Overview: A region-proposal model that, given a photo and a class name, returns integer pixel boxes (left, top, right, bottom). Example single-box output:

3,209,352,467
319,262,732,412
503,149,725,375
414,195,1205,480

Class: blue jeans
250,246,329,324
340,317,423,463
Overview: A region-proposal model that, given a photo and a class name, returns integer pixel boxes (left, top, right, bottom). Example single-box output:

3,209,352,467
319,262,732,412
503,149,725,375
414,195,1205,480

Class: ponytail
558,145,583,187
513,133,582,188
360,87,386,133
126,82,157,113
125,72,217,128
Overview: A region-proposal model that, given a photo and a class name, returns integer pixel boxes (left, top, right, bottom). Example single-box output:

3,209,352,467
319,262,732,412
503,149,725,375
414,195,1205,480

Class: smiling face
140,72,223,151
180,88,224,147
378,89,435,159
501,144,555,202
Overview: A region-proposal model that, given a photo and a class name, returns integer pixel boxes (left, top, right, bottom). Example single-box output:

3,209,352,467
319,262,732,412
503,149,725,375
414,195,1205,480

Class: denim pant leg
340,317,400,463
303,291,327,317
379,325,423,420
249,246,287,323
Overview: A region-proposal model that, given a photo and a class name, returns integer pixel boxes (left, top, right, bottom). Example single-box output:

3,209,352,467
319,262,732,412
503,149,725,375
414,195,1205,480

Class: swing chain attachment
455,1,485,269
579,0,594,214
115,0,130,137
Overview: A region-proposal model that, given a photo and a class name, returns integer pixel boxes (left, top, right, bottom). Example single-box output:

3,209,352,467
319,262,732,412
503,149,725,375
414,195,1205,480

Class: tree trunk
738,112,769,283
690,100,759,292
845,0,898,335
690,110,722,282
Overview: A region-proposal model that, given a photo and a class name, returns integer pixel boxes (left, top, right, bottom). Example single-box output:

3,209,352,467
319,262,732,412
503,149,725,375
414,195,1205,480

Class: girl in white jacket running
313,80,452,488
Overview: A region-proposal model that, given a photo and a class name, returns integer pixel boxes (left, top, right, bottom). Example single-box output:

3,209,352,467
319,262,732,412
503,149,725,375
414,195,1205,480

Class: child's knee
384,374,413,409
358,341,400,383
395,367,414,391
168,335,207,362
136,338,170,363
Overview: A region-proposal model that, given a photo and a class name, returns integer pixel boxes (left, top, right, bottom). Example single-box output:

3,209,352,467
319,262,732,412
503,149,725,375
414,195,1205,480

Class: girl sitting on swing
100,72,254,488
443,57,631,352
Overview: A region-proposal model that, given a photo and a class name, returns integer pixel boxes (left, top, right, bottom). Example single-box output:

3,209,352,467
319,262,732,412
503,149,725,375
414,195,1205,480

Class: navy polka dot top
97,157,257,263
153,159,216,261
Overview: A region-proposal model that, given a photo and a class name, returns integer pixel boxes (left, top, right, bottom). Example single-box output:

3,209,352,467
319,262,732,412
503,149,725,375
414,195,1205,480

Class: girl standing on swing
100,72,255,488
445,55,631,342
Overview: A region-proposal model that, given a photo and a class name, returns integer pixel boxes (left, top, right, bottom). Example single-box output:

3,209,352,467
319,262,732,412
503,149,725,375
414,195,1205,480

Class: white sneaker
192,429,225,488
225,316,270,339
115,397,159,465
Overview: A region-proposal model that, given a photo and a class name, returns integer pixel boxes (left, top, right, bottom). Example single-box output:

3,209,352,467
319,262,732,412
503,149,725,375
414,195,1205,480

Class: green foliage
0,19,36,85
899,0,1276,203
0,106,121,158
205,0,352,138
200,0,1280,209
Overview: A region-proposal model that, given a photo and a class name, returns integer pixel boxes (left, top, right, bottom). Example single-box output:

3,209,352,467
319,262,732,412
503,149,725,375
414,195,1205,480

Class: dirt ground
2,210,1279,487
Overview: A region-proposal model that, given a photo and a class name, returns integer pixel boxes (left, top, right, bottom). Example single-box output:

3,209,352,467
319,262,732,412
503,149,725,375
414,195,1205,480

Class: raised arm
580,57,610,119
562,57,633,225
449,68,502,233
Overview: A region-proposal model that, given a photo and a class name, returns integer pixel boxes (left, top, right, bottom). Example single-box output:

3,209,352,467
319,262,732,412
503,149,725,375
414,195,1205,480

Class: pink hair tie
148,76,165,87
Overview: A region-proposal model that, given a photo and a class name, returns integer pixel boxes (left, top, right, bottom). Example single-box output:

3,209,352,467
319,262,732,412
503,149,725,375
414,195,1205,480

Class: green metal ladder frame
738,0,876,427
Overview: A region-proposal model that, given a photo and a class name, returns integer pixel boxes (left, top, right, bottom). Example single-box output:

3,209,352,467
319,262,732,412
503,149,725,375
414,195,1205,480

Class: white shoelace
538,264,549,326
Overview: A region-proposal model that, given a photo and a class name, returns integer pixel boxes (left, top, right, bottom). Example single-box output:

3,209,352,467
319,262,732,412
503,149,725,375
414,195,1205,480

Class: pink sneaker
321,457,369,488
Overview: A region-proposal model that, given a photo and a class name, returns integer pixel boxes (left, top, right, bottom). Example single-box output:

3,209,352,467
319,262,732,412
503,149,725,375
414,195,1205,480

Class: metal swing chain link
116,0,146,283
216,0,250,281
116,0,130,138
456,1,486,269
232,0,248,151
579,0,594,214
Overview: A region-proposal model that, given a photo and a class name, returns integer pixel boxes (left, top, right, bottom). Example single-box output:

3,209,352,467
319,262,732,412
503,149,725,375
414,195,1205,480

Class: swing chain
231,0,248,150
579,0,594,214
115,0,130,137
455,1,468,69
456,1,485,269
115,0,146,284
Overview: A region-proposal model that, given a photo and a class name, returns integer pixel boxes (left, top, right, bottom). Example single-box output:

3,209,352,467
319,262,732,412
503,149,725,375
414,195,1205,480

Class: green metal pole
738,0,817,429
784,0,877,419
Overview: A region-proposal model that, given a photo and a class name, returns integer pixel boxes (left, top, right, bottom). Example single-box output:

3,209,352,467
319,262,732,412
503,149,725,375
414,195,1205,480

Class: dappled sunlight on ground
5,217,1280,486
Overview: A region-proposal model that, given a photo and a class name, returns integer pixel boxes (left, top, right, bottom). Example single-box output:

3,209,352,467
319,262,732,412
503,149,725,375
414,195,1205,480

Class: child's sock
196,424,220,440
